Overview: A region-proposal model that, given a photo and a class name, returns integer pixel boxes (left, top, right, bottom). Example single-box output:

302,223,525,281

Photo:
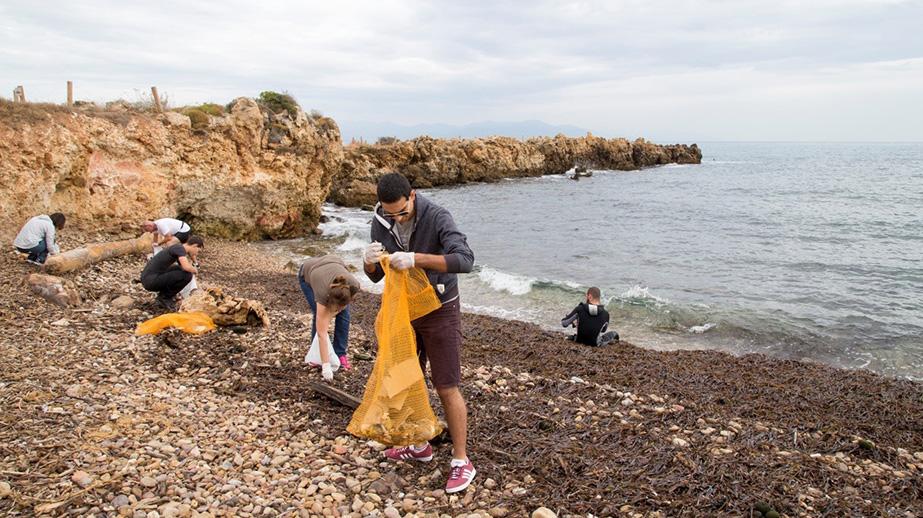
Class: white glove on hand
363,242,384,265
390,251,415,270
321,363,334,381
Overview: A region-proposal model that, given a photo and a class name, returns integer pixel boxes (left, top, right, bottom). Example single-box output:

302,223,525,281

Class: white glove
363,242,384,265
321,363,334,381
390,251,415,270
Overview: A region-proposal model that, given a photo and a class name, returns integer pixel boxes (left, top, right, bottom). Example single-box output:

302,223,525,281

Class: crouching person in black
561,286,619,346
141,235,204,311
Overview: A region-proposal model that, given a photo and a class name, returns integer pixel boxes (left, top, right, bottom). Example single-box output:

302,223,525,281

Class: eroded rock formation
0,99,343,240
1,98,700,237
332,135,701,207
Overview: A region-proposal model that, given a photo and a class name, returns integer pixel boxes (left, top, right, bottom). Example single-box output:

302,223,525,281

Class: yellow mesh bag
347,257,444,445
135,311,216,336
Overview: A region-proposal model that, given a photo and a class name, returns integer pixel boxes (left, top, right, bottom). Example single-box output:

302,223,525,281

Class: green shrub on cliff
258,91,300,117
183,108,209,129
195,103,225,116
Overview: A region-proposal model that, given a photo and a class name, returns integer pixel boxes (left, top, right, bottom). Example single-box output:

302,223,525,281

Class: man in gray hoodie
363,172,477,494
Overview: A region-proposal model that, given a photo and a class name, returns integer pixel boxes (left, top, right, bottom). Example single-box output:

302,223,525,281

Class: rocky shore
0,99,700,239
331,136,701,207
1,234,920,517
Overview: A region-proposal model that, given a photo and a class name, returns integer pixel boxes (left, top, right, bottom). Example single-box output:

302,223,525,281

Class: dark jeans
299,269,350,356
17,241,48,263
141,265,193,299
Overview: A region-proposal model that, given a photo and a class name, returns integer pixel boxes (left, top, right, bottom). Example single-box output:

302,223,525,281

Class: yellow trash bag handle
135,311,216,336
347,257,444,445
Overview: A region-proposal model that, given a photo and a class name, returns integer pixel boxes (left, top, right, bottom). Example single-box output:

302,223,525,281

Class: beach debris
2,238,922,517
135,311,216,336
44,233,153,274
179,285,270,327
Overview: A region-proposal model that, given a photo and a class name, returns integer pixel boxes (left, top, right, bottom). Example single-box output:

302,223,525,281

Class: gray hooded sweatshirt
366,193,474,304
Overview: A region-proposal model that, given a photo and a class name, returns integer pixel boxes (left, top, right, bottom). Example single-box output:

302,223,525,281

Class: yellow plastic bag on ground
347,257,443,446
135,311,216,336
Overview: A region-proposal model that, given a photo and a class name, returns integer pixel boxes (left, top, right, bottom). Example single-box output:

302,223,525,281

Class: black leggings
142,265,192,299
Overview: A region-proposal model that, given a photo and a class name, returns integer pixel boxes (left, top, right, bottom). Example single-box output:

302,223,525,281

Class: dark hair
377,173,412,203
587,287,601,300
50,213,66,229
328,275,359,308
186,235,205,248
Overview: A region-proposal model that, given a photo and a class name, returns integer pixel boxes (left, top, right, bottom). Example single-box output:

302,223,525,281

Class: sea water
267,142,923,380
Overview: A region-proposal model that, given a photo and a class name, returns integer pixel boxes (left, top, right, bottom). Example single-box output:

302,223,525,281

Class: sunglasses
382,199,412,218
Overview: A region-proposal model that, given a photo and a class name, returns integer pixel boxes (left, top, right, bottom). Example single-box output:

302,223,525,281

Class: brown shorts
412,298,462,389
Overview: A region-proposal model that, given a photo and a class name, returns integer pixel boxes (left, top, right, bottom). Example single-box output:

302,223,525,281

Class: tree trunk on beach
44,233,154,274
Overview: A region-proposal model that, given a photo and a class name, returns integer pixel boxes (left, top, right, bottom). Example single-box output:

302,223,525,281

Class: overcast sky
2,0,921,141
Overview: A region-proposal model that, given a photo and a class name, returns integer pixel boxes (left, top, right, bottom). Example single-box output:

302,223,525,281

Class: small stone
483,478,497,489
71,470,94,488
111,494,130,508
140,476,157,488
111,295,135,308
383,507,401,518
0,481,11,498
402,498,417,512
672,437,690,448
531,507,557,518
333,445,348,455
488,507,509,517
620,398,633,407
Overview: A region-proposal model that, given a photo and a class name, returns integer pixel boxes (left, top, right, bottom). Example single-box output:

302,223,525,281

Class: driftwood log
45,233,154,274
307,381,361,409
25,273,81,307
179,286,270,327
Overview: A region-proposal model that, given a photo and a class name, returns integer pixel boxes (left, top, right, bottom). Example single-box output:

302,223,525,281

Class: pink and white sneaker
445,458,476,493
384,443,433,462
338,355,351,370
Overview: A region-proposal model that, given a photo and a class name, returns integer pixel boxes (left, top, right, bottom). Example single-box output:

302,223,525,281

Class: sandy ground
1,235,921,517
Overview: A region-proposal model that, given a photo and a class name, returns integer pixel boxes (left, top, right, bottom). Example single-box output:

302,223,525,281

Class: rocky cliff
331,135,701,207
0,99,343,240
2,98,700,239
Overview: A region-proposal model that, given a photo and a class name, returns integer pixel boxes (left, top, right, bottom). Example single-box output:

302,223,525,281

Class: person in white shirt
13,213,65,265
142,218,192,254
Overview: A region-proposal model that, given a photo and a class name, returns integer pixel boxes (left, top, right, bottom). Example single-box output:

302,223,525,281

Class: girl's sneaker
338,355,351,370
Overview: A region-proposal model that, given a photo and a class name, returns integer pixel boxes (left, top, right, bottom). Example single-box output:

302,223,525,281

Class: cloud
1,0,921,140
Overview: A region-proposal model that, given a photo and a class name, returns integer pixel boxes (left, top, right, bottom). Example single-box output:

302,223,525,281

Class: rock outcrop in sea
332,135,702,207
1,98,700,238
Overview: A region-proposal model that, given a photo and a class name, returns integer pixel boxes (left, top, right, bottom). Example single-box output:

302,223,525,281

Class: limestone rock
25,273,81,307
531,507,557,518
0,98,343,240
161,112,191,128
111,295,134,308
71,470,93,487
332,135,701,207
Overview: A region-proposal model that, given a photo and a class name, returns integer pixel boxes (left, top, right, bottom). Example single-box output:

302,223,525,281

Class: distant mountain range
339,120,590,143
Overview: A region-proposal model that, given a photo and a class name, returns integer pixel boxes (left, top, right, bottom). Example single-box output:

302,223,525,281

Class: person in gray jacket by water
363,172,478,494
